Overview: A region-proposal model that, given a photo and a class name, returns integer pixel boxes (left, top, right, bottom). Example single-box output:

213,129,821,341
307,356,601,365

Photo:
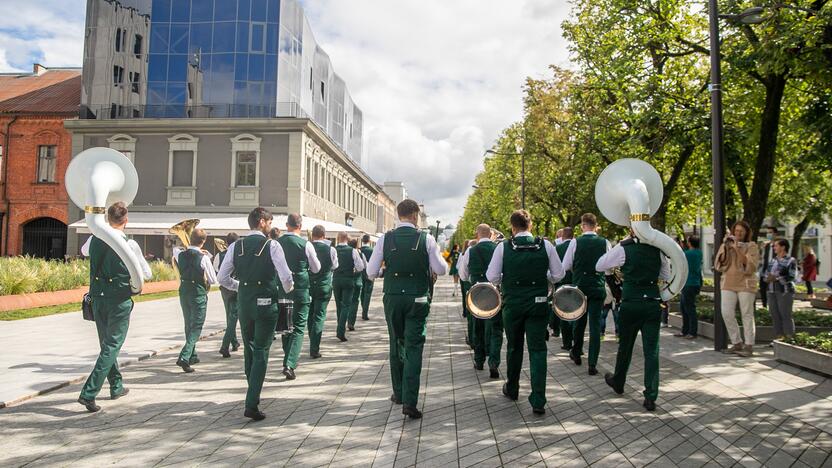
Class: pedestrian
758,225,778,308
801,246,818,299
715,220,760,357
449,244,461,296
766,238,798,340
675,235,703,339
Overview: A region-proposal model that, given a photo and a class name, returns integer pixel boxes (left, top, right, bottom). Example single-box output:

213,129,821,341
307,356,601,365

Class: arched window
229,134,262,206
166,134,198,206
107,134,136,163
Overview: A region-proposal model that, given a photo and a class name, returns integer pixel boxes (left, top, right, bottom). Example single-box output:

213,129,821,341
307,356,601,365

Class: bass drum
466,282,502,319
552,285,587,322
275,299,294,335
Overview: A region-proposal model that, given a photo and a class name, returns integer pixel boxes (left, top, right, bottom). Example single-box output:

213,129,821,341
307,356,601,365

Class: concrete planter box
668,312,832,343
773,340,832,377
810,299,832,311
0,280,180,312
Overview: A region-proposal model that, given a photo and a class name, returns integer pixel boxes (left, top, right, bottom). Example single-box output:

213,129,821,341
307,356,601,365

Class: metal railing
86,102,309,120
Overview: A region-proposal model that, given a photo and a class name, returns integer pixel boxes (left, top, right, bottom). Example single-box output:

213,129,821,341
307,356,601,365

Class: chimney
33,63,48,75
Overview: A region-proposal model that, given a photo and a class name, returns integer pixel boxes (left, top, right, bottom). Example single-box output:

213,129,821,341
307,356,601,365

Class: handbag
82,255,105,322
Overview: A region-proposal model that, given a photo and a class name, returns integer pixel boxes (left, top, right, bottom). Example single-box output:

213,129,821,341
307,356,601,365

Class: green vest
555,240,573,286
218,250,227,269
178,248,207,296
501,236,549,307
466,240,497,283
89,236,132,300
360,245,373,279
382,227,430,296
334,245,355,277
276,234,310,290
621,240,662,301
310,241,334,288
572,234,607,299
233,235,279,303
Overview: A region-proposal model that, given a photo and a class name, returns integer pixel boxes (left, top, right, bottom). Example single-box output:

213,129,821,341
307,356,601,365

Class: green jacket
572,234,607,300
89,235,132,300
501,236,549,308
466,240,497,284
276,234,310,291
310,241,334,289
178,248,207,297
621,240,662,301
233,235,279,306
382,227,430,296
334,244,355,278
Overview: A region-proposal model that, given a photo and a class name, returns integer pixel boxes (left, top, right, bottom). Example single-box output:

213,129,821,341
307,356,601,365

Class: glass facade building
80,0,363,161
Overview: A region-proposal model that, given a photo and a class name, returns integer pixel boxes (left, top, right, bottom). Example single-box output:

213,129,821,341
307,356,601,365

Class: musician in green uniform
458,224,502,379
214,233,241,358
218,207,295,421
276,214,321,380
78,202,152,413
597,231,670,412
460,246,473,348
347,238,364,331
562,214,611,375
550,227,574,351
359,234,375,320
333,232,365,341
174,228,218,373
307,225,338,359
486,210,564,415
367,200,448,419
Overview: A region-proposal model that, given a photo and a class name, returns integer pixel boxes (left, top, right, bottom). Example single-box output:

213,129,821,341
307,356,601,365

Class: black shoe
337,335,348,342
244,408,266,421
532,406,545,415
111,388,130,400
502,383,518,401
78,397,101,413
348,326,355,331
643,398,656,412
362,316,369,321
561,344,572,350
231,343,240,352
570,351,582,366
588,366,598,376
402,405,422,419
310,352,322,359
545,330,550,341
220,348,231,358
189,357,200,365
474,362,484,370
177,359,195,373
605,373,623,395
282,367,296,380
489,367,500,379
390,394,402,405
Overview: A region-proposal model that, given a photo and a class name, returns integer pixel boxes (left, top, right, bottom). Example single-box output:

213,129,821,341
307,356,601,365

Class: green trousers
384,294,430,407
550,311,574,348
612,300,662,401
220,287,240,351
461,281,472,346
80,297,133,400
473,311,503,368
360,277,374,319
348,277,362,328
307,283,332,356
333,277,355,338
239,300,279,410
281,289,311,369
178,292,208,363
503,302,549,408
571,298,604,367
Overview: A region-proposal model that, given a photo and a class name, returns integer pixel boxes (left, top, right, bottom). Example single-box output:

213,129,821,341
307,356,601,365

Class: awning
69,212,375,240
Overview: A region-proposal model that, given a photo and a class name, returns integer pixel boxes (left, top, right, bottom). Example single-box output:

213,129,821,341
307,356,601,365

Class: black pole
521,153,526,209
709,0,729,351
435,220,441,239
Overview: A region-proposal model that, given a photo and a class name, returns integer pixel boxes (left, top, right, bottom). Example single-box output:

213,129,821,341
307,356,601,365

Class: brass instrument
214,238,228,253
170,218,200,249
466,282,502,319
552,285,587,321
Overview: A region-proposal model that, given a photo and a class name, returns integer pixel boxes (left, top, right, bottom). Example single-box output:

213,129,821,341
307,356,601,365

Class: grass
0,290,182,321
784,332,832,354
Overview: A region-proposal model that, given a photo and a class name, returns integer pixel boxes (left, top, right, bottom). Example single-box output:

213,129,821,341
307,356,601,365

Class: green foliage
785,332,832,354
696,306,832,327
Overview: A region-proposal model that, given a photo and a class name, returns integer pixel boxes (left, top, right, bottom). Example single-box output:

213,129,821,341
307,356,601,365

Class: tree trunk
745,74,787,238
654,143,696,231
791,215,810,258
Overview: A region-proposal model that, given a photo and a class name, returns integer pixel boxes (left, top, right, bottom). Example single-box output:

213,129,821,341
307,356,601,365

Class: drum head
553,286,587,321
467,283,501,319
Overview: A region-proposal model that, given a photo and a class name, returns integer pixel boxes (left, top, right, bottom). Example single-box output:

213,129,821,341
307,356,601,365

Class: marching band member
359,234,375,320
460,240,477,348
550,227,574,351
458,224,503,379
367,200,448,419
561,213,611,375
555,228,565,246
597,229,671,412
214,233,240,358
347,238,365,330
78,202,152,413
486,210,564,415
276,214,322,380
308,225,338,359
173,228,218,373
218,207,294,421
333,232,365,341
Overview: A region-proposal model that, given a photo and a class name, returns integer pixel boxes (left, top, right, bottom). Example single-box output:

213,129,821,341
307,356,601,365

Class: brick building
0,66,81,258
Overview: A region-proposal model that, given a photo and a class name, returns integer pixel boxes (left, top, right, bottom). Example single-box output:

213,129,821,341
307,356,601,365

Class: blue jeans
600,302,619,336
680,285,700,337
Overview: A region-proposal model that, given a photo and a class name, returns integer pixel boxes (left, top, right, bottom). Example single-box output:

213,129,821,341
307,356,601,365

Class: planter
810,299,832,311
668,312,832,343
773,340,832,377
0,280,180,312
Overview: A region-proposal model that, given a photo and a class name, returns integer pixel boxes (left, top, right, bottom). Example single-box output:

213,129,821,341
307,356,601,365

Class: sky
0,0,572,227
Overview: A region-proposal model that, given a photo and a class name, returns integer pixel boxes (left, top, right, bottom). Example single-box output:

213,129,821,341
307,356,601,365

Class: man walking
333,232,364,341
359,234,375,320
214,233,240,358
308,225,338,359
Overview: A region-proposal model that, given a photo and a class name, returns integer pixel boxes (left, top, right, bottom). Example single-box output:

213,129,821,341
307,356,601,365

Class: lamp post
484,149,526,209
709,3,766,351
435,219,441,240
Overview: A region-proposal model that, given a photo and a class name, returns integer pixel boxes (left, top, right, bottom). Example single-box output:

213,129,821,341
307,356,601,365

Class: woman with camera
714,221,760,357
766,238,798,340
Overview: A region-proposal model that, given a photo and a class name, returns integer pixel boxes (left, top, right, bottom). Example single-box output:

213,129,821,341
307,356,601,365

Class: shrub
696,307,832,327
784,332,832,354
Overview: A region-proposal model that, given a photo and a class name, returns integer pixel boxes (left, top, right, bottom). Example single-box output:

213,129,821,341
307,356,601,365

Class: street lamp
435,219,441,239
708,4,766,352
484,149,526,209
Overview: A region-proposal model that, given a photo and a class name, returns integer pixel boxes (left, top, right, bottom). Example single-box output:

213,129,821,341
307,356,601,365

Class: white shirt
457,238,494,282
336,243,366,272
595,241,672,280
217,230,294,293
281,231,322,274
561,231,612,272
366,222,448,280
313,239,339,270
81,235,152,280
486,232,565,285
173,246,218,286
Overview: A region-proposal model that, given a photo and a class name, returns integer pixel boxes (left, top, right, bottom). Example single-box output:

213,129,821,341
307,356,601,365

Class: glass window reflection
170,0,190,22
191,0,213,22
215,0,237,21
152,0,172,22
213,22,236,52
169,24,189,53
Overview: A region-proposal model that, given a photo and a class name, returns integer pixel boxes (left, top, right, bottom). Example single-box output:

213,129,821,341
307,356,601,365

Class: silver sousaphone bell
552,285,587,321
466,282,502,319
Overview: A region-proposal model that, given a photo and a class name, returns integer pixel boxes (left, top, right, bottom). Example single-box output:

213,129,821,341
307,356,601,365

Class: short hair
687,235,701,249
731,220,752,243
286,213,302,229
337,231,349,243
107,201,128,226
556,228,563,237
562,227,574,239
767,225,778,232
581,213,597,227
397,199,420,218
348,238,359,248
362,234,371,243
476,224,491,238
312,225,327,239
248,207,273,230
225,232,239,244
189,228,207,246
775,238,790,251
269,227,281,240
509,210,531,231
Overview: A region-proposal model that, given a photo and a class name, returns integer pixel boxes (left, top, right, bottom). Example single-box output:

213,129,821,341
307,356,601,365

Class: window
134,34,143,58
130,72,140,93
250,23,266,53
115,28,122,52
36,146,57,183
171,151,194,187
113,66,124,86
320,81,325,100
235,152,257,186
310,68,313,90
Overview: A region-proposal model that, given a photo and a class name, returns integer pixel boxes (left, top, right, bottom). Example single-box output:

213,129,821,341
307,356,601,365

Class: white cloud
0,0,85,70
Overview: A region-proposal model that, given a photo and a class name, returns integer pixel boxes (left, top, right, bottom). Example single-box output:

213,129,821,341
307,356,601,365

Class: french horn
466,282,502,319
595,159,688,301
214,238,228,253
170,218,200,249
65,148,144,294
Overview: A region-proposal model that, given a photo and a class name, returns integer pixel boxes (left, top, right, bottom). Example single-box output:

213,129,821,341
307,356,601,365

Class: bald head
476,224,492,240
337,231,349,243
